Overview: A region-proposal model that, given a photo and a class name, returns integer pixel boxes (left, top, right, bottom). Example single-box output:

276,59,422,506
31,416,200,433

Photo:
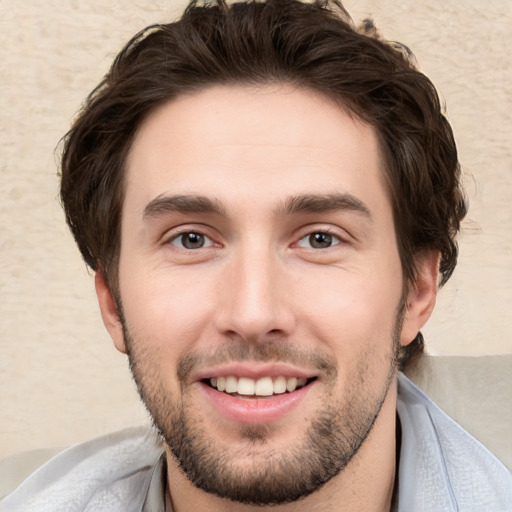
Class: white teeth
286,377,298,392
237,377,255,395
210,375,310,396
255,377,274,396
225,376,238,393
273,376,287,394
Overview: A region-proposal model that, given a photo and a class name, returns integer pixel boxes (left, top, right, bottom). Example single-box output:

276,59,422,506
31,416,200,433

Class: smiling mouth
204,376,317,398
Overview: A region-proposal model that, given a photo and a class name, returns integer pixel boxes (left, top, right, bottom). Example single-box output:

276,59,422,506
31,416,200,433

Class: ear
94,271,127,354
400,251,440,347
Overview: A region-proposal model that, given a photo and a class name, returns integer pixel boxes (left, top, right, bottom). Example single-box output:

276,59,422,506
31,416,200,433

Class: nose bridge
215,237,294,341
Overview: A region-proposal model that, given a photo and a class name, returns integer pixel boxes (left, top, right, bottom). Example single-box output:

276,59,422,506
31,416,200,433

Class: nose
214,243,296,343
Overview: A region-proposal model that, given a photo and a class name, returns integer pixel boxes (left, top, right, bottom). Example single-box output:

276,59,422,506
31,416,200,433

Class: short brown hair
60,0,467,368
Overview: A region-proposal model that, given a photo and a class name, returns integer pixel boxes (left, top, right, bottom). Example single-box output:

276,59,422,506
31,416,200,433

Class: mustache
177,341,337,383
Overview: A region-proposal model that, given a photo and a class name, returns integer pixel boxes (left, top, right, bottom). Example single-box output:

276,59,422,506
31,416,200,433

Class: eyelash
168,230,216,250
165,228,345,252
295,230,343,250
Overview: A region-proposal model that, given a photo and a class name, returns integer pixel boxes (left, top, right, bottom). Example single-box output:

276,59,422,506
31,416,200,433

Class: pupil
310,233,331,248
183,233,204,249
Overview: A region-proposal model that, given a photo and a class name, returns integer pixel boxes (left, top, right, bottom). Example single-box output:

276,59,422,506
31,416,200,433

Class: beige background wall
1,1,511,459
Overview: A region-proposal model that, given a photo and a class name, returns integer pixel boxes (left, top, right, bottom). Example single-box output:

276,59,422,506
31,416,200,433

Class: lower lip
199,381,313,424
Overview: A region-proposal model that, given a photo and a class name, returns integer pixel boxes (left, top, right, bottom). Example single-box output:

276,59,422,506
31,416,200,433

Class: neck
166,381,398,512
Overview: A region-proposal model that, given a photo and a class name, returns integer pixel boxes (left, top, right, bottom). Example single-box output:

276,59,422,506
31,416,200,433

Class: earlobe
94,271,127,354
400,251,440,347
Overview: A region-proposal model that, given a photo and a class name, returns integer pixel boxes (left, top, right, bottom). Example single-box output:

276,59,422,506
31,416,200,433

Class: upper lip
192,362,318,382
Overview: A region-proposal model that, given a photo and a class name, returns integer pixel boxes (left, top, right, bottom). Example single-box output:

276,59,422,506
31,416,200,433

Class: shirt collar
142,454,167,512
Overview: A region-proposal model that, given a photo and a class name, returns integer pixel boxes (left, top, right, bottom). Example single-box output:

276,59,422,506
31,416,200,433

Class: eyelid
293,224,351,247
162,224,221,249
170,232,215,249
296,231,342,249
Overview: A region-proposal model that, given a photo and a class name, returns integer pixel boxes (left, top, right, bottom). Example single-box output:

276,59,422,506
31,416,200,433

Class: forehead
124,84,390,220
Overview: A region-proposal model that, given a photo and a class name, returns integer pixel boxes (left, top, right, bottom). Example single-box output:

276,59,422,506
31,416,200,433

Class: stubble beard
120,310,402,506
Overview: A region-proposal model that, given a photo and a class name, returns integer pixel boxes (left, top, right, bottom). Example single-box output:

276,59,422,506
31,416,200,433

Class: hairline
105,80,414,298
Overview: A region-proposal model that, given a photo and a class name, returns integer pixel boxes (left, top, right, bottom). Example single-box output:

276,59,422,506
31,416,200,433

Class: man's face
106,85,412,504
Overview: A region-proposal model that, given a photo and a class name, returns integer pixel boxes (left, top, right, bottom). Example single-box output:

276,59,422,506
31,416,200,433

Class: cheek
118,263,218,355
293,264,402,351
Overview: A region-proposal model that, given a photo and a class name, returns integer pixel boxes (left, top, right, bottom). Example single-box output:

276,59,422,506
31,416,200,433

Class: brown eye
171,232,211,249
309,233,332,248
297,232,341,249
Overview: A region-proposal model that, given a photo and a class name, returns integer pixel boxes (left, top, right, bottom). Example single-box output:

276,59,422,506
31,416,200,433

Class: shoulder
0,425,164,512
397,373,512,511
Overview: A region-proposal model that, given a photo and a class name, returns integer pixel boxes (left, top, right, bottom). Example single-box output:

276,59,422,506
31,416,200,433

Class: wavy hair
60,0,467,369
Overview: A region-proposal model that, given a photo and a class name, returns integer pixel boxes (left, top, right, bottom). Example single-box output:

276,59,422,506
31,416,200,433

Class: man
2,0,511,510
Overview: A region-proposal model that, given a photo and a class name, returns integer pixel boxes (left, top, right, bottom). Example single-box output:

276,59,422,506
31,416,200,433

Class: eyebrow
274,193,372,220
143,194,227,220
142,192,372,221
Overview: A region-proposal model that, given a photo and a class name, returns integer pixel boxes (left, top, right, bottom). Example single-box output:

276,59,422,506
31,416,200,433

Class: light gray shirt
2,374,511,511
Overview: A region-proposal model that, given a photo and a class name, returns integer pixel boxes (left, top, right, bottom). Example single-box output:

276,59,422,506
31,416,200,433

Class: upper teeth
210,376,308,396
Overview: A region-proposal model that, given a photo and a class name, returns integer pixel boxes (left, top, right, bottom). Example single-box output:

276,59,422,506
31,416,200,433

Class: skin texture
96,84,438,511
